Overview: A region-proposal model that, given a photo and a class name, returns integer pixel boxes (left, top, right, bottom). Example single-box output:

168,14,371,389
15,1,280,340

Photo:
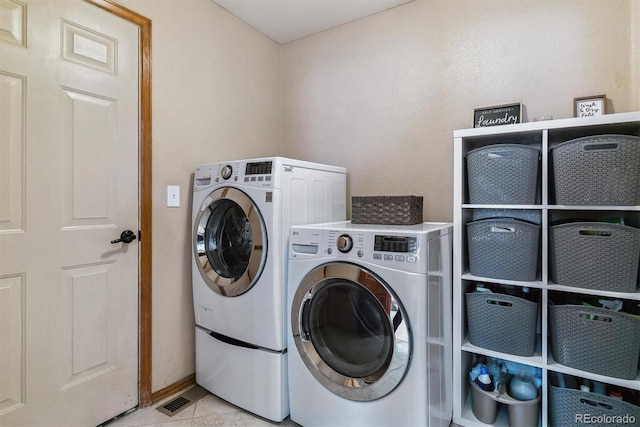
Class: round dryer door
290,262,411,401
194,187,266,297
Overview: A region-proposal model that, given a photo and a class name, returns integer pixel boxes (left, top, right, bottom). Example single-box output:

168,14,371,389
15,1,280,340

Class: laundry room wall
108,0,640,398
280,0,640,222
115,0,281,393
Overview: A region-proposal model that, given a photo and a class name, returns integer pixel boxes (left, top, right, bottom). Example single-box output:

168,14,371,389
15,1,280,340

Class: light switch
167,185,180,207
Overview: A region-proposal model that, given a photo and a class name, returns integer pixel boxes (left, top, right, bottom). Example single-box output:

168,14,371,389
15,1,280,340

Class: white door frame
84,0,154,407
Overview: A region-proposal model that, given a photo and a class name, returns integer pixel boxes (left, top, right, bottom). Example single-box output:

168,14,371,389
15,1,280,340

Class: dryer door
194,187,266,297
291,262,411,401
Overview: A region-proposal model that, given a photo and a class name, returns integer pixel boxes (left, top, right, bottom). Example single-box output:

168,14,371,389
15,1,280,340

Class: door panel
0,71,24,232
61,262,116,386
61,88,116,226
0,274,25,414
0,0,26,47
0,1,139,425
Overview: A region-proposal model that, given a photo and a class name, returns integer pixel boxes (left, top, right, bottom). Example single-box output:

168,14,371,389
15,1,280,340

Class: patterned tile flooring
105,387,299,427
104,386,459,427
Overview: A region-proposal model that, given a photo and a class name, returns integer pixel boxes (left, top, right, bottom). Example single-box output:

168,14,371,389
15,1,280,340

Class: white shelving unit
452,111,640,427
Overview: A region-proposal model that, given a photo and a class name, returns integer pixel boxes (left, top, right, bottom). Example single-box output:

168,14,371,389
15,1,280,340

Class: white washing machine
192,157,346,422
287,221,453,426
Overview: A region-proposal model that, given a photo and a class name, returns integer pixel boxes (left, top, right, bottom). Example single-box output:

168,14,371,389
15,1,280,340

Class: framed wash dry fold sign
574,95,606,117
473,103,522,128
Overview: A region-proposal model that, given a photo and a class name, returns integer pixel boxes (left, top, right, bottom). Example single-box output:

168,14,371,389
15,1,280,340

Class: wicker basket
550,222,640,292
466,218,540,281
466,292,538,356
551,134,640,205
549,304,640,379
351,196,423,225
466,144,539,204
549,386,640,427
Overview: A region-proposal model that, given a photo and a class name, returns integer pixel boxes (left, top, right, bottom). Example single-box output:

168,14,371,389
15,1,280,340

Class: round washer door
194,187,267,297
291,262,411,401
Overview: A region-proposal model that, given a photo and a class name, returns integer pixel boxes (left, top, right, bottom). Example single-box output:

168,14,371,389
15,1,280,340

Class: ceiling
210,0,415,44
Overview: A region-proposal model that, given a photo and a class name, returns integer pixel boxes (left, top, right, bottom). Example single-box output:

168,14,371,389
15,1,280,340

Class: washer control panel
220,165,233,180
336,234,353,253
325,230,421,268
374,235,417,253
290,223,449,274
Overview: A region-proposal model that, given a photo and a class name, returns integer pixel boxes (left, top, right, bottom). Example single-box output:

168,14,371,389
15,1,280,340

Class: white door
0,0,140,425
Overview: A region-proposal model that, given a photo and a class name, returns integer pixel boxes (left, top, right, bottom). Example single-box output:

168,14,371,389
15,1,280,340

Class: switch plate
167,185,180,207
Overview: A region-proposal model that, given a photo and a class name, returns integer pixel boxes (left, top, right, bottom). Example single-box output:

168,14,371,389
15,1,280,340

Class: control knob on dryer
336,234,353,253
220,165,233,180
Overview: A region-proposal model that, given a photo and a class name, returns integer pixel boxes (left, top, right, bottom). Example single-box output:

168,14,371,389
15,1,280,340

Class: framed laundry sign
473,103,522,128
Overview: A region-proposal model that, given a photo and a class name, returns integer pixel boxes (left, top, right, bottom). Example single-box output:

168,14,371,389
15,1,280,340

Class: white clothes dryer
287,221,453,427
192,157,346,422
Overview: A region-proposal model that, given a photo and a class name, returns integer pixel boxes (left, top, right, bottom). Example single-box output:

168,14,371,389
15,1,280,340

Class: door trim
83,0,153,407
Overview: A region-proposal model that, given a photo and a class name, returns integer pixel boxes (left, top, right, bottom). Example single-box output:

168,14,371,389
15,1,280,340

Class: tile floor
105,387,300,427
103,386,460,427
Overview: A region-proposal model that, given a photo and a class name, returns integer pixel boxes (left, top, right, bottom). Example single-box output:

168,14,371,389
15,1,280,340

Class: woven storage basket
471,208,542,225
549,304,640,379
550,222,640,292
549,386,640,427
551,134,640,205
351,196,423,225
466,218,540,281
466,292,538,356
466,144,539,204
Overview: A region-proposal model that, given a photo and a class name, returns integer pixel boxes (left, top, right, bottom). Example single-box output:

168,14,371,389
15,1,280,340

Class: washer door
194,187,266,297
291,262,411,401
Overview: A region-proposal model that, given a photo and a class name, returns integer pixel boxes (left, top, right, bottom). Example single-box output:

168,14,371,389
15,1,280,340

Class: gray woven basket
466,144,539,204
549,386,640,427
467,218,540,281
549,304,640,379
466,292,538,356
351,196,423,225
550,222,640,292
551,134,640,205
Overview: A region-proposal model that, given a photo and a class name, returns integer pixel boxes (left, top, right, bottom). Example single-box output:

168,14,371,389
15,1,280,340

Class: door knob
111,230,137,244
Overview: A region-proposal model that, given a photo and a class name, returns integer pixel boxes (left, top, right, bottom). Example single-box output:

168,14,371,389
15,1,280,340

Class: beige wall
281,0,640,222
116,0,281,392
115,0,639,394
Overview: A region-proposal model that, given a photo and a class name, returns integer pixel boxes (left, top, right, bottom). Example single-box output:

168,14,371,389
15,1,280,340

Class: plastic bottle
509,374,538,401
610,390,624,400
592,381,606,395
554,372,566,388
475,284,492,293
474,365,493,391
599,299,623,311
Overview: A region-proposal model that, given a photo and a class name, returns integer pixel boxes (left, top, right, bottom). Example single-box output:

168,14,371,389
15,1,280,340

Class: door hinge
138,230,142,241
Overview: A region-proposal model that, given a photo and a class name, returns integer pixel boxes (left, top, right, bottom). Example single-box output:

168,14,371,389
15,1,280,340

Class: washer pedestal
195,327,288,422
